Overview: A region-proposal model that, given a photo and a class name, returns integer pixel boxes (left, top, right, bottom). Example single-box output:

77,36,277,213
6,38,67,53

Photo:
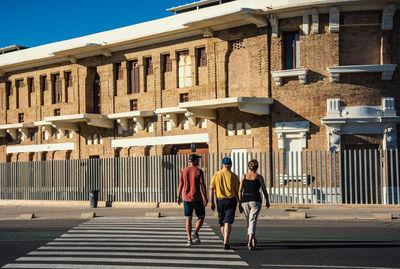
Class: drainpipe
267,20,274,184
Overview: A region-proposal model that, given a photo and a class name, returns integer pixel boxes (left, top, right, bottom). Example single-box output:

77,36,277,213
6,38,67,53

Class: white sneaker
186,240,193,246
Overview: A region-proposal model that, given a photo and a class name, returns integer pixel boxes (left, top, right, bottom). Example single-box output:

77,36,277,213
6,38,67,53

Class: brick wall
0,9,399,162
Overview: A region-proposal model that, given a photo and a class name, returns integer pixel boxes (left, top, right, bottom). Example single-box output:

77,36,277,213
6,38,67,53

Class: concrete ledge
19,213,35,220
79,212,96,219
374,213,393,221
289,212,307,219
159,203,182,208
145,212,161,218
111,202,159,208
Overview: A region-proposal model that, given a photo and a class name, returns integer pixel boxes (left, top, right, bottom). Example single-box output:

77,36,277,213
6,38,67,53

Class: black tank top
241,174,262,203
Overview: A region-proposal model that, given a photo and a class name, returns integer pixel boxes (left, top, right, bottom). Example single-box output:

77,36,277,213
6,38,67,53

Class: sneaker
224,244,230,250
186,240,193,246
192,231,201,245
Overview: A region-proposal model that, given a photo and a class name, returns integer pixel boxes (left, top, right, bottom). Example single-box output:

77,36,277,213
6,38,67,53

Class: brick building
0,0,399,163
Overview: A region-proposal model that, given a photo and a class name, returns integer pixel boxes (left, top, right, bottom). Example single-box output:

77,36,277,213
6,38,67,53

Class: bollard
89,190,99,208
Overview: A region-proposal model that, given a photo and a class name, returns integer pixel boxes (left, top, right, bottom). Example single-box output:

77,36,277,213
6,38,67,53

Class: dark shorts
184,201,205,218
217,197,237,227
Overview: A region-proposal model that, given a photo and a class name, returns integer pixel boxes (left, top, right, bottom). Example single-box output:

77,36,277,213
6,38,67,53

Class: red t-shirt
179,166,204,202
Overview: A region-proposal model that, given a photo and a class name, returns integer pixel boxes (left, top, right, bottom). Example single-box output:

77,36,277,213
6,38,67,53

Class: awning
44,114,114,133
179,97,273,125
155,107,187,128
107,111,154,131
0,122,35,139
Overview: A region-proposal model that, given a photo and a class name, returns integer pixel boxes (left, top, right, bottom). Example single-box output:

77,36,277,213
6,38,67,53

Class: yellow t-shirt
210,168,239,199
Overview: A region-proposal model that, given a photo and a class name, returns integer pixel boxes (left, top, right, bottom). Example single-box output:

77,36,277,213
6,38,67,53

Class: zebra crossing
2,217,249,268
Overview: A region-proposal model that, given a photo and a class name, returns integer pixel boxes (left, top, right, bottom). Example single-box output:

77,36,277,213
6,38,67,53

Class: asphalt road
0,218,399,269
0,220,85,267
206,219,400,269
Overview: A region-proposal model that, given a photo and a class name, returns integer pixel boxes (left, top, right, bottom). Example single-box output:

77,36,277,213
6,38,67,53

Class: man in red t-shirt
177,154,208,246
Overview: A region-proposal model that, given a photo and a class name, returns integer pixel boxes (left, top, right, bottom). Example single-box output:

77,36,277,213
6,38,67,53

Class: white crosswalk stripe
2,217,249,268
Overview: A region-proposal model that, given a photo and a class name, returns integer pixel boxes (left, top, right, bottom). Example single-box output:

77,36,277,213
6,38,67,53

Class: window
236,122,243,135
30,132,36,142
87,135,92,145
42,131,49,141
200,119,207,129
283,32,300,70
163,54,172,72
56,130,61,139
54,109,61,116
15,79,22,109
117,125,124,135
181,119,189,130
227,123,234,136
28,78,34,107
6,81,11,110
178,50,191,88
164,120,172,131
197,47,207,67
145,57,153,76
115,63,123,80
65,72,72,88
147,121,154,133
18,113,24,123
244,123,251,135
130,99,138,111
64,72,71,103
52,74,62,104
40,75,47,106
128,60,140,94
180,93,189,103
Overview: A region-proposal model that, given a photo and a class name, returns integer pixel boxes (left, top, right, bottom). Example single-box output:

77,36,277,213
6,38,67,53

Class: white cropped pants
242,201,261,235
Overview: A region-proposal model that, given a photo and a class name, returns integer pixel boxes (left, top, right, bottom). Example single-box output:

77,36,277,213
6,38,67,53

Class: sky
0,0,193,49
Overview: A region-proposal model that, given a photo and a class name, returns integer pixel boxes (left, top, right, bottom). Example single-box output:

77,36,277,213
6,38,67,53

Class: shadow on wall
271,100,320,136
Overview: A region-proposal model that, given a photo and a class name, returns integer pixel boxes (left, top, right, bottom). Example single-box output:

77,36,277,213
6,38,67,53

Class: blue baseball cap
222,157,232,165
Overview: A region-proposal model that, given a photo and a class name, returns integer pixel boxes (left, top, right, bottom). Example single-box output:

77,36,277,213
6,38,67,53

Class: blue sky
0,0,192,48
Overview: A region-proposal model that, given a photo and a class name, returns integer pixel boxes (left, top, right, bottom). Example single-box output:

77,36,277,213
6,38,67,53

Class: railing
0,150,399,204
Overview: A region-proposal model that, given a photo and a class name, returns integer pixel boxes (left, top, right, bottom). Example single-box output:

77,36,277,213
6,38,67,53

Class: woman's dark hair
248,159,258,171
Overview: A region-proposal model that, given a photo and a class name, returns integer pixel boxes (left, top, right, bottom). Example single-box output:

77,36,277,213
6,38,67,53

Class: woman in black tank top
238,159,270,250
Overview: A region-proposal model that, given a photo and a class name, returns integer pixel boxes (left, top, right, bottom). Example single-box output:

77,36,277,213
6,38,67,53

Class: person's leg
195,217,204,232
186,217,193,240
242,202,252,248
193,201,205,233
248,202,261,248
184,201,194,244
224,223,232,244
223,198,237,248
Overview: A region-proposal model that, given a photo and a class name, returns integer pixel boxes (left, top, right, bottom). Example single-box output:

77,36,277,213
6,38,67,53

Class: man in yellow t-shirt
209,157,240,250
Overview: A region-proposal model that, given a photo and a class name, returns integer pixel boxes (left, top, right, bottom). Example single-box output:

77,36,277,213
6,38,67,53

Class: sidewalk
0,200,400,221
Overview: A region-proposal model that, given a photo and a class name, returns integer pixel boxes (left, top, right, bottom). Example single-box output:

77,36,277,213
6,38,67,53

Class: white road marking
47,241,225,247
67,229,215,235
17,257,249,266
60,233,219,239
2,218,249,268
55,238,221,243
74,226,213,231
262,265,400,269
3,264,221,269
28,250,241,259
39,245,234,252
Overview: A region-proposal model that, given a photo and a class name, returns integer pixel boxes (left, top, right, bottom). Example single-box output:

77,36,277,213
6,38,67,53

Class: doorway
341,135,382,204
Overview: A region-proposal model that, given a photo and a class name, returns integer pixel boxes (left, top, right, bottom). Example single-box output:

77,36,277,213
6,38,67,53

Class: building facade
0,0,399,163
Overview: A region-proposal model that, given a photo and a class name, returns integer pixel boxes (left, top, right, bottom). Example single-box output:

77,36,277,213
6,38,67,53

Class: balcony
327,64,397,83
271,68,308,86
